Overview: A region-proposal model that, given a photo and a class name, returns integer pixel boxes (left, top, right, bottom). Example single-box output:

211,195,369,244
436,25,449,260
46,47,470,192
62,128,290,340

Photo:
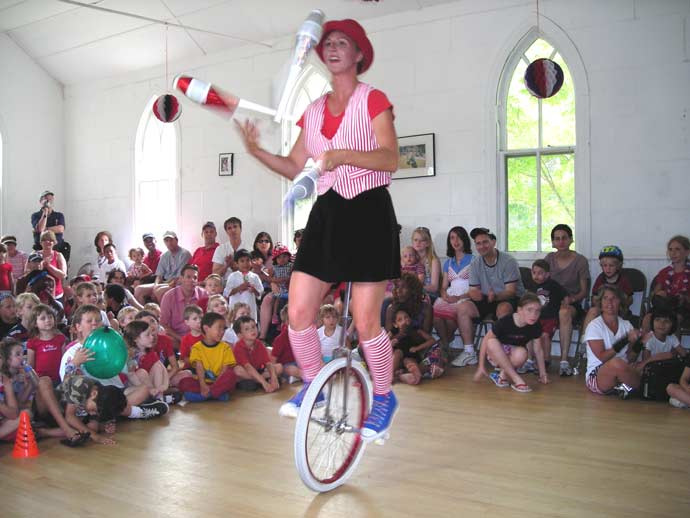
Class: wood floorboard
1,366,688,518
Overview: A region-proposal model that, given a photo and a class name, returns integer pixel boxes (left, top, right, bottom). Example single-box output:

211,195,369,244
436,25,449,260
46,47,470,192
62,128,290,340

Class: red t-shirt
592,273,634,297
0,263,13,291
270,325,295,364
189,243,219,282
27,333,67,382
297,89,393,139
137,349,160,373
156,333,175,365
233,339,271,370
656,264,690,297
144,249,162,274
179,332,203,367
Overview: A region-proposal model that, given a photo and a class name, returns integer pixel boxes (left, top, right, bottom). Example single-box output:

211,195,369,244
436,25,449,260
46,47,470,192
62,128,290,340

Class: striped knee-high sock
360,329,393,396
288,325,323,383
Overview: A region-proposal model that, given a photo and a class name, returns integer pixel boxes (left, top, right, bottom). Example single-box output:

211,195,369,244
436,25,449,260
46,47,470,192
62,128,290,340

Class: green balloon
82,327,128,379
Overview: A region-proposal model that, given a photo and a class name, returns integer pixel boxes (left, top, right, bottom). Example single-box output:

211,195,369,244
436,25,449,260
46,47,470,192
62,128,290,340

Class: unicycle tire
294,357,373,492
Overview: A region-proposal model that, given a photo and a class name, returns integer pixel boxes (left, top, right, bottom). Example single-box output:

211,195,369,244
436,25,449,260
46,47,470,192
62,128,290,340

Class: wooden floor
1,366,689,518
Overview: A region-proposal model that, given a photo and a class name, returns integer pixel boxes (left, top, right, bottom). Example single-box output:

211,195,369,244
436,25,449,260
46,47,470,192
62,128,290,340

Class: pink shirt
7,251,27,281
160,286,208,336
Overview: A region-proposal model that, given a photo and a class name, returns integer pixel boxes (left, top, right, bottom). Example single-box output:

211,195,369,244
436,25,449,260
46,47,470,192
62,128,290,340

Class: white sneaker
451,350,477,367
517,359,536,374
449,337,464,350
559,361,573,377
669,397,689,409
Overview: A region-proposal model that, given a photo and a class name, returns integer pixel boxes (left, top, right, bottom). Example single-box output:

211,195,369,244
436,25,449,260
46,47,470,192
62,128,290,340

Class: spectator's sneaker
163,392,183,405
361,391,399,442
139,400,170,418
451,350,478,367
517,359,537,374
613,383,635,400
489,371,510,388
215,392,230,402
559,361,574,377
278,382,325,418
669,397,689,409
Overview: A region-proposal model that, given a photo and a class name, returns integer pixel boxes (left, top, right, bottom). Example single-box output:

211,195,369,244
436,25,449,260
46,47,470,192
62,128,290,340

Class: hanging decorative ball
152,93,182,123
524,58,564,99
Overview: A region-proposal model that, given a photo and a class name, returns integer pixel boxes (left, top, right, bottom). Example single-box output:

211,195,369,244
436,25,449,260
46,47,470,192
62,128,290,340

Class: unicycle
293,282,374,492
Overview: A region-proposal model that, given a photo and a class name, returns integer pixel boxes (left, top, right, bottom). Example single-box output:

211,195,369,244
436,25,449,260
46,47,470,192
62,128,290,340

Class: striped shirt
302,82,392,199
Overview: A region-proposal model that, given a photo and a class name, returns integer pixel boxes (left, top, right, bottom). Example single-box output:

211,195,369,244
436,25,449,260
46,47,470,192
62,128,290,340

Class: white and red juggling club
273,9,325,123
173,75,276,119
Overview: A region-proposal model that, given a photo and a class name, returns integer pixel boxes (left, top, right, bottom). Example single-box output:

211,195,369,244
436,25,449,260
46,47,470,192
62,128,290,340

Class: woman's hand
317,150,345,171
627,329,641,343
235,119,261,156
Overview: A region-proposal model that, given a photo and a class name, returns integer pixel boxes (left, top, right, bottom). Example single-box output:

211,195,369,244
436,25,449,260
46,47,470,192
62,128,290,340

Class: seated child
61,304,168,421
389,306,436,385
519,259,566,374
26,304,67,384
126,247,153,288
203,274,224,297
269,305,301,382
474,293,550,393
637,309,687,366
117,306,138,328
207,294,229,321
178,312,238,402
7,293,41,350
666,357,690,409
179,305,203,369
72,281,110,330
259,245,292,340
0,348,19,440
232,316,282,393
385,246,426,299
583,245,633,331
223,249,263,321
318,304,346,362
223,302,251,346
2,338,40,410
123,320,171,401
135,310,191,387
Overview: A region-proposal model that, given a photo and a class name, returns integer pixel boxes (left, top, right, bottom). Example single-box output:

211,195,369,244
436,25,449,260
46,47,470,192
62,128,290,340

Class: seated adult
544,224,591,377
211,217,243,281
583,285,641,398
432,226,473,350
452,228,523,368
159,264,208,345
31,190,65,251
93,230,113,272
1,235,28,286
643,234,690,333
134,231,192,303
39,231,67,300
142,233,162,281
189,221,219,282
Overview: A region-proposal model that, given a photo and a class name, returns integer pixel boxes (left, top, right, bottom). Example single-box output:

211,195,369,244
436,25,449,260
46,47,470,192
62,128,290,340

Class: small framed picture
395,133,435,180
219,153,234,176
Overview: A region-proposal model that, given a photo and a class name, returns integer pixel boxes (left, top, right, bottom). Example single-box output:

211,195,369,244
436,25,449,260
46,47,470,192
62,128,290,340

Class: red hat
271,244,291,260
316,19,374,74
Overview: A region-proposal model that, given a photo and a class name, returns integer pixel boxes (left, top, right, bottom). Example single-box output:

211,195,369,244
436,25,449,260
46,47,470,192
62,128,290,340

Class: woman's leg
287,272,332,383
594,357,642,392
351,281,392,396
558,305,577,362
259,293,274,339
667,384,690,406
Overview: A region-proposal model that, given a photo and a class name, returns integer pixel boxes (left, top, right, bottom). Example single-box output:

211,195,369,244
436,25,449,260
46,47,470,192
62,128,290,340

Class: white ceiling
0,0,459,85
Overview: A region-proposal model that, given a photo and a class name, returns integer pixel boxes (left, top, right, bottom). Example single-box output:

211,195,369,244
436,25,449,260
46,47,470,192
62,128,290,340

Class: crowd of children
1,225,689,447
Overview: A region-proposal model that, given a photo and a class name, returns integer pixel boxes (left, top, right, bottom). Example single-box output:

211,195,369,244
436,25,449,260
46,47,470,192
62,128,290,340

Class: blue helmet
599,245,623,262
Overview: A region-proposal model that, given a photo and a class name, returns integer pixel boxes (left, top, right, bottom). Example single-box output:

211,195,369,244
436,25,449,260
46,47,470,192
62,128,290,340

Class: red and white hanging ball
152,94,182,123
524,58,564,99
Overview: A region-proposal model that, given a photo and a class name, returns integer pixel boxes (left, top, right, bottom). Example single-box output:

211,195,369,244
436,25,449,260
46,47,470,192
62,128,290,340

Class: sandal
61,431,91,447
489,372,509,388
511,383,532,393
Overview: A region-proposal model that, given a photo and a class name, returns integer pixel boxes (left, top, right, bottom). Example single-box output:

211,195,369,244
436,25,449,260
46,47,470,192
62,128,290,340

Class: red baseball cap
316,19,374,74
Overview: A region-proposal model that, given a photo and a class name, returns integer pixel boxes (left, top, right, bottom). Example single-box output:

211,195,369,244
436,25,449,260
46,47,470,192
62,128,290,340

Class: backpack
640,357,687,401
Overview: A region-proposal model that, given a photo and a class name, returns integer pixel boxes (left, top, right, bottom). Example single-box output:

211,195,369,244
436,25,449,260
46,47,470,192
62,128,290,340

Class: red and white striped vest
302,82,392,199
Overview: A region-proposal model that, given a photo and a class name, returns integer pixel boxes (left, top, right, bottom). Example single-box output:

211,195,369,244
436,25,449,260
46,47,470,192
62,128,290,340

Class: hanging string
165,24,169,92
536,0,541,33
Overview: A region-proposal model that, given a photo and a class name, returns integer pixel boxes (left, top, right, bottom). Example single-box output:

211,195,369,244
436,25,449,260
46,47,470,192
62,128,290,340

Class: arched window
280,65,330,243
134,98,179,239
499,38,576,253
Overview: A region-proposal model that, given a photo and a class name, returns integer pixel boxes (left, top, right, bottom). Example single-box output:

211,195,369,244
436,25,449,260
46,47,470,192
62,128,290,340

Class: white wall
0,33,64,250
58,0,690,283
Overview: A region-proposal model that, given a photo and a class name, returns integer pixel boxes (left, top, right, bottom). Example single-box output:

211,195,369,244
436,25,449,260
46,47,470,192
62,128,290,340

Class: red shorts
540,318,559,338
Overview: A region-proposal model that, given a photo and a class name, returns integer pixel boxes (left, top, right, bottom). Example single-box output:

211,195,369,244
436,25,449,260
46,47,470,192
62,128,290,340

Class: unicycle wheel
294,357,373,492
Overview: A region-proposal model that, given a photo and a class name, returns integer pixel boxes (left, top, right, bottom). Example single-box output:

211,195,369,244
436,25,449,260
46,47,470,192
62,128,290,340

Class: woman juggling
236,19,400,441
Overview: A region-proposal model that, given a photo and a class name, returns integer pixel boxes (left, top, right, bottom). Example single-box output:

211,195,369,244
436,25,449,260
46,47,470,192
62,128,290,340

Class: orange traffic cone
12,410,39,458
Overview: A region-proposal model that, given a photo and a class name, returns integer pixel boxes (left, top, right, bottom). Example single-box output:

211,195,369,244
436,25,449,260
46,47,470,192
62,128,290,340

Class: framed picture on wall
395,133,435,180
219,153,234,176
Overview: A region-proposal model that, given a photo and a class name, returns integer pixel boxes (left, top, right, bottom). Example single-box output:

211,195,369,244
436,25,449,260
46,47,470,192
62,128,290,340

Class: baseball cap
0,235,17,245
28,252,43,263
162,231,178,240
202,221,216,231
40,190,54,200
470,227,496,240
142,232,155,240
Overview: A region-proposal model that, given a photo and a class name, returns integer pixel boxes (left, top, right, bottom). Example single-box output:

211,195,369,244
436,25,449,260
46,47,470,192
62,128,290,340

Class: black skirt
293,187,401,283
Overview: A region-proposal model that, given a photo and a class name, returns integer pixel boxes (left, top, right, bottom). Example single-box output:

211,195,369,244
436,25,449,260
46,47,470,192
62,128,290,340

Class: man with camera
31,190,67,258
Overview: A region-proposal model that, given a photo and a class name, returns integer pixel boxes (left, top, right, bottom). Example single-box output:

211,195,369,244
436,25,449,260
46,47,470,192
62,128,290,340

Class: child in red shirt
179,305,203,369
233,316,282,392
26,304,67,383
123,320,169,399
269,305,301,383
0,244,14,293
